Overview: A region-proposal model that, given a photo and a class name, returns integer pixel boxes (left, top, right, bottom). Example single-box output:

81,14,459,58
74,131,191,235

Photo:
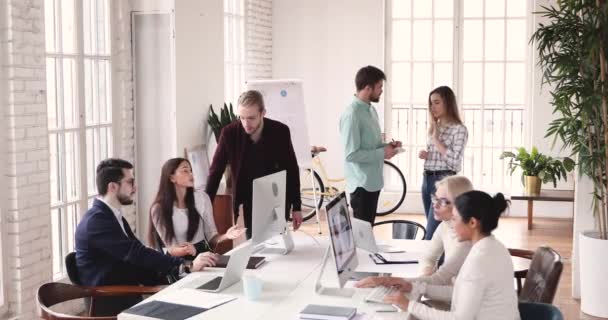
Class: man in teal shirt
340,66,401,224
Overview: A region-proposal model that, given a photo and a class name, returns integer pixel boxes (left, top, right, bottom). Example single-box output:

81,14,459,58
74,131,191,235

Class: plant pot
580,231,608,317
524,176,541,195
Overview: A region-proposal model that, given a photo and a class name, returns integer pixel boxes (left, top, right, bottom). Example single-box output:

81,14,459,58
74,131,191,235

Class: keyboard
364,286,400,304
197,276,223,290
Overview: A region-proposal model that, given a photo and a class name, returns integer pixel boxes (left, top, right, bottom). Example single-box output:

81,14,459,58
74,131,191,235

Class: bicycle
295,146,407,223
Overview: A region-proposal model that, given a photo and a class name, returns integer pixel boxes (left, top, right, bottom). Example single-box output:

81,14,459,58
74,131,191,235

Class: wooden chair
373,219,427,240
509,246,563,303
37,282,163,319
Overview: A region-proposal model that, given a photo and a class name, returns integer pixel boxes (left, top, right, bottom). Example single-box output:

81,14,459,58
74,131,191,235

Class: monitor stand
314,245,355,297
252,227,294,255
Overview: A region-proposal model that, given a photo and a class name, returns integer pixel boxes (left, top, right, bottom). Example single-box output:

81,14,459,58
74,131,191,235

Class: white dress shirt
408,235,520,320
413,220,472,285
97,197,128,236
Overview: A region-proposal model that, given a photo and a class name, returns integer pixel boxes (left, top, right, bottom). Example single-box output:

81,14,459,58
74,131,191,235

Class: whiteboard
184,145,210,191
246,79,312,169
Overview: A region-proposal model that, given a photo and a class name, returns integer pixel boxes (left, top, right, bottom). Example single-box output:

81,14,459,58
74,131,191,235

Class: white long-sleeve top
151,191,218,247
408,235,520,320
413,220,472,286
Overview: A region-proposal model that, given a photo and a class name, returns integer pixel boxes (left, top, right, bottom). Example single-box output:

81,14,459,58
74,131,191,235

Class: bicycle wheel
376,160,407,216
294,168,324,222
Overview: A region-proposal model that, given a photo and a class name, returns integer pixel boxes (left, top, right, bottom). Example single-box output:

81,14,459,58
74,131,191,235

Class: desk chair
508,246,563,303
37,282,162,320
64,252,165,316
518,302,564,320
373,219,427,240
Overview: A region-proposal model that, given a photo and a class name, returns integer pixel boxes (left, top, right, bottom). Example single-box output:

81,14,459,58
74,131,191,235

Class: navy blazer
75,199,183,286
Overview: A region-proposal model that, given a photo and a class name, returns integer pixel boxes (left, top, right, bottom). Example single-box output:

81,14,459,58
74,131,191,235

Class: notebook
299,304,357,320
215,255,266,269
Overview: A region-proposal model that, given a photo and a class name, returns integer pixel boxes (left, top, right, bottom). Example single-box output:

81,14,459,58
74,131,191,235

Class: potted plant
532,0,608,316
500,147,574,195
207,103,238,189
208,102,238,143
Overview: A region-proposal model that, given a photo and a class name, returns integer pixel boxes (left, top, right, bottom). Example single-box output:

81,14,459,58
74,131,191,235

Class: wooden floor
299,212,603,320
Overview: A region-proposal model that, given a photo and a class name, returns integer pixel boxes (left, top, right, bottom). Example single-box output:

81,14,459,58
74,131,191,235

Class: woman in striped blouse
419,86,468,240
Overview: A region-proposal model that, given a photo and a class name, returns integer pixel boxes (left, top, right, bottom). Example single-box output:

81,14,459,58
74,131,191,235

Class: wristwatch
179,260,193,274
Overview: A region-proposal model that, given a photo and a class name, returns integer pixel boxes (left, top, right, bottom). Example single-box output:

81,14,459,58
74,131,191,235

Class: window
45,0,113,279
224,0,246,103
386,0,529,193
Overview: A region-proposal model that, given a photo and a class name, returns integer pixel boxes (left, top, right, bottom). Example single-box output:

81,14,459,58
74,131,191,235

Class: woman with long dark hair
419,86,468,240
148,158,245,258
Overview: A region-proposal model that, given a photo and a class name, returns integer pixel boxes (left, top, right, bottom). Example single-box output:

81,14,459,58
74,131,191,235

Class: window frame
223,0,247,104
45,0,115,280
384,0,533,194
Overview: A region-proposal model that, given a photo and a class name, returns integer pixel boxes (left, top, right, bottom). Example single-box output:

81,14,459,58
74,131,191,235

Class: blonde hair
435,175,473,201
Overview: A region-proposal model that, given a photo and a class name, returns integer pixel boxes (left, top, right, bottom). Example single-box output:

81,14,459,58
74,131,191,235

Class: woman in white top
358,191,520,320
148,158,245,260
417,176,473,283
419,86,468,240
356,176,473,289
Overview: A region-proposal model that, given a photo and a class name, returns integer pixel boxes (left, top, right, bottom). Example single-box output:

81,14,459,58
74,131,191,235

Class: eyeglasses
119,178,135,187
431,194,451,207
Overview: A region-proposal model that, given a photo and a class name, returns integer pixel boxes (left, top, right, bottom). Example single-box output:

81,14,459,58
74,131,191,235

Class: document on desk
158,288,237,309
370,252,418,264
124,289,236,319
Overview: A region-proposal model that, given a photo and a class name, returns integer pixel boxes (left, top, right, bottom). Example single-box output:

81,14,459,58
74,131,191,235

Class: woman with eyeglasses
356,176,473,294
419,86,468,240
360,191,519,320
147,158,245,262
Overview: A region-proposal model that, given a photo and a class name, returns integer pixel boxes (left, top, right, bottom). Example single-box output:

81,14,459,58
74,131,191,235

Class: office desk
118,233,428,320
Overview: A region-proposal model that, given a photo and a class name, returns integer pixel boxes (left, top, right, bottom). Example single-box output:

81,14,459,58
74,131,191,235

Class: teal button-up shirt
339,96,385,193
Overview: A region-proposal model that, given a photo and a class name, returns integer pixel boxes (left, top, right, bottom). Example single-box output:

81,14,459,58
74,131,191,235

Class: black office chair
373,219,427,240
65,251,82,285
518,302,564,320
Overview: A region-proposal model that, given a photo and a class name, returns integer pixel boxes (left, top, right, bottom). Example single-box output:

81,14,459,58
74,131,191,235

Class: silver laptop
197,244,253,292
351,218,402,253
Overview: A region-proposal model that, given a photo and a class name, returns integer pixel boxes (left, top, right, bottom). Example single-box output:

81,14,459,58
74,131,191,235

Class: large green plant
207,103,237,143
500,147,575,187
532,0,608,237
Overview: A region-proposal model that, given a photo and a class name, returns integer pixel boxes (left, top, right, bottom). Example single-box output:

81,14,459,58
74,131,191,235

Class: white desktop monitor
251,170,294,253
325,192,358,289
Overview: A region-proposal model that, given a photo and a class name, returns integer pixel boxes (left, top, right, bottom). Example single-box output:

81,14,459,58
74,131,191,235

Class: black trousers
349,187,381,225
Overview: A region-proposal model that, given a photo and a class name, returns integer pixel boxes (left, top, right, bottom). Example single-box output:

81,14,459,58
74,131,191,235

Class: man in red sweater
206,90,303,239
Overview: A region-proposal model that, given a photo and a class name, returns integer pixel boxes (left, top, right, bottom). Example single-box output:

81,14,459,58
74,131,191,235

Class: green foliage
207,103,238,143
531,0,608,233
500,147,575,188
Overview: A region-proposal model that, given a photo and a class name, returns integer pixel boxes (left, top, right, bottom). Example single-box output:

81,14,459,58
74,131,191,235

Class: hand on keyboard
365,286,400,304
355,276,412,292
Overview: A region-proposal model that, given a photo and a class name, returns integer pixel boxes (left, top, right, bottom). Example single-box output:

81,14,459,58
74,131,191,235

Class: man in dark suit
206,90,303,239
75,158,218,315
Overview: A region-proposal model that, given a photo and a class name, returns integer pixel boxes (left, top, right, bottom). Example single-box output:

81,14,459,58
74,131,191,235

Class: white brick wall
0,0,136,317
1,0,51,318
246,0,273,79
111,0,137,228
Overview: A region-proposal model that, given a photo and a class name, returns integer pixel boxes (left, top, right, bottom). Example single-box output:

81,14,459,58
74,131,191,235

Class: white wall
273,0,384,178
174,0,224,152
132,0,225,237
